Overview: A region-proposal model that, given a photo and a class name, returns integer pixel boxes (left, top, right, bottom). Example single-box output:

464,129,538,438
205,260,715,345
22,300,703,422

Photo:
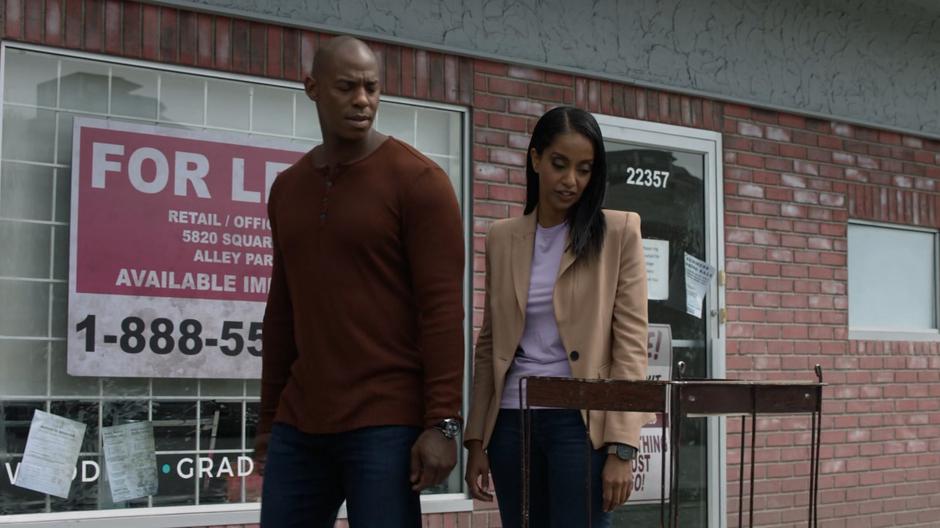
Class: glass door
596,115,725,528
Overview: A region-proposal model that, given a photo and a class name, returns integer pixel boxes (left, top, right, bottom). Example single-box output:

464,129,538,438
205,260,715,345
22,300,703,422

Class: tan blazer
464,209,650,450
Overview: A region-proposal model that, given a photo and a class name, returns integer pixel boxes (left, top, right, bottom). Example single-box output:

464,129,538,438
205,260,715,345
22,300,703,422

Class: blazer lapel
557,244,577,279
511,213,537,315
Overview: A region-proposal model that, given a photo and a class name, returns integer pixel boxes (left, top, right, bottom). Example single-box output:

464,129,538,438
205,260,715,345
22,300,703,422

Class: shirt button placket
321,178,332,225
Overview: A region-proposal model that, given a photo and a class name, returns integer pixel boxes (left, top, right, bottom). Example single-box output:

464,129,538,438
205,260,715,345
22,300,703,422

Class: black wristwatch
606,443,637,461
432,418,461,440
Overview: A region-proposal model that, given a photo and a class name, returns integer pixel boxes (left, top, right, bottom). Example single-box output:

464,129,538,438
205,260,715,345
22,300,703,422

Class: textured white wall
165,0,940,137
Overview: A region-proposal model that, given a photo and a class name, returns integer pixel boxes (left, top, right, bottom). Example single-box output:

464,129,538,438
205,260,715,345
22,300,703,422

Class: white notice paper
102,422,158,502
642,239,670,301
14,410,86,498
684,252,716,318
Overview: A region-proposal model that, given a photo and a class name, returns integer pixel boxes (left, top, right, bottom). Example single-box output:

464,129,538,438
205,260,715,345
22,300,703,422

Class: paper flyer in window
684,252,716,318
66,117,309,379
13,410,87,499
642,238,669,301
102,422,158,502
630,323,672,504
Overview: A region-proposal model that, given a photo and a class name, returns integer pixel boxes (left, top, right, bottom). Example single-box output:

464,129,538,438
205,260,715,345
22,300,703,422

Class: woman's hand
601,455,633,512
464,440,494,501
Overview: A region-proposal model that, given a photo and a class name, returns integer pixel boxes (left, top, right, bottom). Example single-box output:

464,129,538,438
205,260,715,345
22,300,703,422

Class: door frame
594,114,727,528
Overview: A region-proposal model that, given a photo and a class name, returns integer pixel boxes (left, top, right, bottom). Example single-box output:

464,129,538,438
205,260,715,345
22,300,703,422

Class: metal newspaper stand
521,365,825,527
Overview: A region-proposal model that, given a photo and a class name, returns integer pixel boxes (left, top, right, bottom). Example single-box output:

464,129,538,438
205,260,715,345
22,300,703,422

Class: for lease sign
67,118,308,378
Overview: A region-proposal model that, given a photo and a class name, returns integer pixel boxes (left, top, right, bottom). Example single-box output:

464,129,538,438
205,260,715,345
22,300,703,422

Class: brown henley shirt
258,137,465,439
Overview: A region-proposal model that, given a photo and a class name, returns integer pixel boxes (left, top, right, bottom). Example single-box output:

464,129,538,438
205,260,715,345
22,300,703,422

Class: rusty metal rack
520,365,825,527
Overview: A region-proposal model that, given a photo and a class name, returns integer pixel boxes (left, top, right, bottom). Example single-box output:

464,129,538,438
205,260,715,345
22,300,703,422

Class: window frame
0,41,473,525
847,219,940,342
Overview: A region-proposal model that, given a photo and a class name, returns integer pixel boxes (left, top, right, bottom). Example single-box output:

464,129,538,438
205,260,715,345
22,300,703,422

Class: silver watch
432,418,461,440
606,443,637,461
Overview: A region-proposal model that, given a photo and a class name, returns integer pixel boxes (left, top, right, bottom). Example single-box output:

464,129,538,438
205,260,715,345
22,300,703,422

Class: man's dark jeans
260,422,422,528
487,409,612,528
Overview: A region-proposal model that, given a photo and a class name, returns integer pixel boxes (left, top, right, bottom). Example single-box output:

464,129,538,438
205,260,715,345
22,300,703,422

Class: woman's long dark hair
524,106,607,261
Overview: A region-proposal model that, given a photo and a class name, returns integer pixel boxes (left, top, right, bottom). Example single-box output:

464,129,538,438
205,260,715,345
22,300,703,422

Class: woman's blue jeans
487,409,612,528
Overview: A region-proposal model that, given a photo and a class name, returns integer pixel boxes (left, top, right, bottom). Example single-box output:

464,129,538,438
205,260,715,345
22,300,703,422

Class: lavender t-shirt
501,221,574,408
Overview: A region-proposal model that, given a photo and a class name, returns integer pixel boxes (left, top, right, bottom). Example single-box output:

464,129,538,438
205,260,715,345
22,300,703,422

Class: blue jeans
260,422,422,528
487,409,611,528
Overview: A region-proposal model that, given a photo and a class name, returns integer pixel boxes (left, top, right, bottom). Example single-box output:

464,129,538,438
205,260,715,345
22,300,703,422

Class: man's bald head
311,36,378,81
304,35,382,144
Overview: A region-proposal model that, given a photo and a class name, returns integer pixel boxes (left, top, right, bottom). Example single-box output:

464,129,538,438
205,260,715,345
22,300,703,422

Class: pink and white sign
67,118,309,378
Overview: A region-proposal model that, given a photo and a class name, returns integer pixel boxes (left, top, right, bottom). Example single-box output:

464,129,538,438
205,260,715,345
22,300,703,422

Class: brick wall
3,1,940,527
720,108,940,527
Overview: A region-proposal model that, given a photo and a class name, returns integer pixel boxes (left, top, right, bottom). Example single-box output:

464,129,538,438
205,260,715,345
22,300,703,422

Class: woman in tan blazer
463,106,649,527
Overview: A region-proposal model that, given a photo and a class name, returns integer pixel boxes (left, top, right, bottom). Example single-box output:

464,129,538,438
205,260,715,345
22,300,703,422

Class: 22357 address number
75,315,262,356
625,167,670,189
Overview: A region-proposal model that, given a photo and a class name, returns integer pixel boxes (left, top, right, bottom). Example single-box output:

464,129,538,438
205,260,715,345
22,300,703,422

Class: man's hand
463,440,493,501
601,455,633,512
410,428,457,491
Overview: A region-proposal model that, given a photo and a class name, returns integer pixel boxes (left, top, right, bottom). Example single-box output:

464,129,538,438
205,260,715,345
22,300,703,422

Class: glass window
848,222,937,332
0,47,467,516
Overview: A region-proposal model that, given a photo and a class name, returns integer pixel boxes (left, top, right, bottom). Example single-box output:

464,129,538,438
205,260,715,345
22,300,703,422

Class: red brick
794,160,819,176
475,201,509,218
737,153,764,168
429,52,445,101
46,0,64,45
415,50,429,99
455,57,472,105
247,22,266,75
489,148,526,166
397,47,415,96
84,0,104,50
528,83,566,103
141,3,159,60
725,103,751,118
264,26,283,78
5,0,24,39
589,80,601,113
178,10,197,65
276,27,299,79
159,7,185,62
120,0,141,56
508,99,546,117
487,113,528,132
474,164,508,183
487,77,527,97
444,55,459,102
475,60,508,76
738,121,763,138
488,184,526,202
300,31,317,78
230,19,250,72
504,65,542,82
24,0,42,41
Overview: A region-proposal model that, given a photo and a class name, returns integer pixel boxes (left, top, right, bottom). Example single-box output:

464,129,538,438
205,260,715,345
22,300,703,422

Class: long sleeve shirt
258,137,465,440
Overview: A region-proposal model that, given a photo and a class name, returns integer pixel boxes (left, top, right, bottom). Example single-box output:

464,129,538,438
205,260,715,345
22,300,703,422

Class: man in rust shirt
255,36,465,527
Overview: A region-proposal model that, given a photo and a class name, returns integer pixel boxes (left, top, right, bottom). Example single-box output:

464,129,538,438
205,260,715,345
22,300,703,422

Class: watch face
438,419,460,439
617,445,636,460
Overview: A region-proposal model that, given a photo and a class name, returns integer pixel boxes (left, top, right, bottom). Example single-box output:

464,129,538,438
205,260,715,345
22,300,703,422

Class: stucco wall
162,0,940,138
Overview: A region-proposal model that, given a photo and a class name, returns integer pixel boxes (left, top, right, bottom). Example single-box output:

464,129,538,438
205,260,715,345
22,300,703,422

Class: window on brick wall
0,45,468,516
848,221,938,336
